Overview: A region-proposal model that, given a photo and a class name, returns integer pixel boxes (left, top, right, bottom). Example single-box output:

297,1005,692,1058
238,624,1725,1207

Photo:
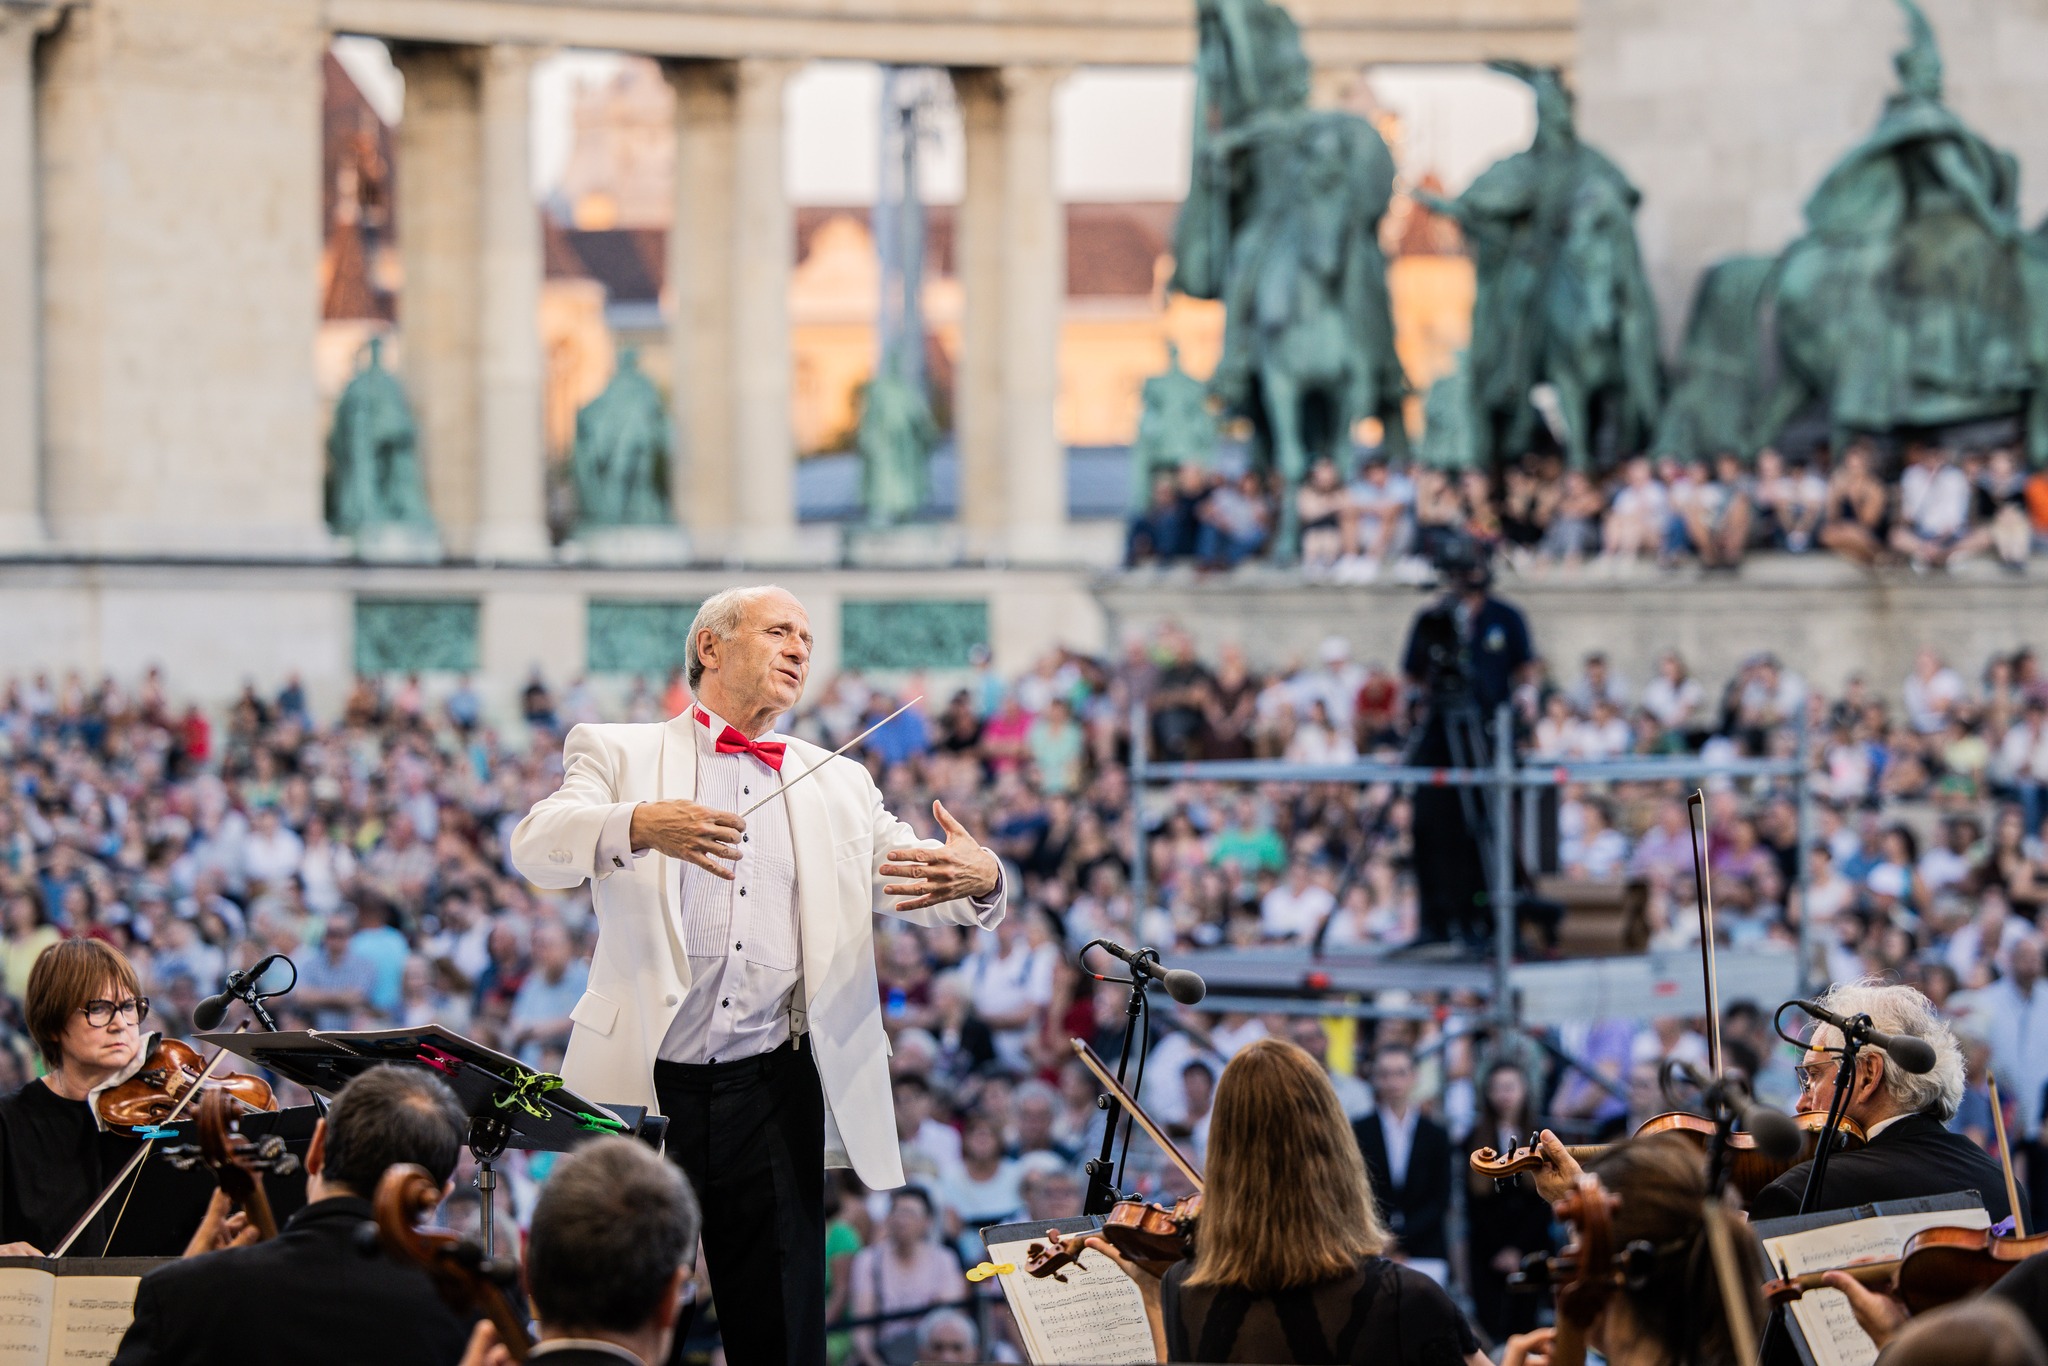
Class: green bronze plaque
353,598,479,674
841,599,989,672
588,599,701,676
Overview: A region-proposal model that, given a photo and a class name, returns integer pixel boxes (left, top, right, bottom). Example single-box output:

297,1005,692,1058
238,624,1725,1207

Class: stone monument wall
1575,0,2048,353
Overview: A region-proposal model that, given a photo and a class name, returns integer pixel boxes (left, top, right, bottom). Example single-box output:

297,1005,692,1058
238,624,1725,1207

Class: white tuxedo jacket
509,716,1004,1189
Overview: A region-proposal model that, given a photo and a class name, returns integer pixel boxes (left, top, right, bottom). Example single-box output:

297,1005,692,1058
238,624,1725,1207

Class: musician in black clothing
0,939,210,1257
1351,1046,1453,1282
460,1136,703,1366
111,1064,476,1366
1745,980,2023,1224
1069,1038,1486,1366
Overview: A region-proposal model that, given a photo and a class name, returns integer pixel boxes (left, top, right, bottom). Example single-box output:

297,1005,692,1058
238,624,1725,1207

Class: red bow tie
696,709,786,772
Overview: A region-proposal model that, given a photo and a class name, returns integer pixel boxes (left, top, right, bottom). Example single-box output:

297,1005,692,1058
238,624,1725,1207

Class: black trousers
656,1038,828,1366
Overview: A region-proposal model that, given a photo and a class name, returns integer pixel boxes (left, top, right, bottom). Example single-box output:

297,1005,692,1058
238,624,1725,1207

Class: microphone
193,955,289,1032
1085,940,1207,1005
1791,999,1938,1075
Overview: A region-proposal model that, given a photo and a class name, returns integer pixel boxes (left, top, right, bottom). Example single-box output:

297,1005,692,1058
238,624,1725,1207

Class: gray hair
1805,978,1965,1123
917,1308,979,1356
685,585,788,691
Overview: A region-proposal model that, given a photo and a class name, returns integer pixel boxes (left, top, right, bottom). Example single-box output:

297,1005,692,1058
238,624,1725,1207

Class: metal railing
1128,701,1815,1032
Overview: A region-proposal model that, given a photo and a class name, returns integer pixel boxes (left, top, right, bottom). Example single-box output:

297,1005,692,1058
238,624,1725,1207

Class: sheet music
1761,1207,1989,1366
982,1235,1156,1365
47,1277,138,1364
0,1270,54,1363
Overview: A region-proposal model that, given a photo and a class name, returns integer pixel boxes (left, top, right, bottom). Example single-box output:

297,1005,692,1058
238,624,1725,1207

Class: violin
1762,1226,2048,1316
373,1162,533,1362
98,1037,277,1133
1028,1039,1205,1282
1470,1110,1867,1203
162,1086,299,1242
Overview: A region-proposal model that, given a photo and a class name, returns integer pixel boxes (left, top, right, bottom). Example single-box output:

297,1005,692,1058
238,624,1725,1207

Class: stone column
473,42,550,561
391,44,482,554
728,57,799,563
952,70,1005,556
0,6,53,550
662,60,736,549
954,66,1068,563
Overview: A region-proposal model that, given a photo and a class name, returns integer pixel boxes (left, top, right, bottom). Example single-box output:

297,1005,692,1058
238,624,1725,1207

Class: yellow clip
965,1262,1014,1282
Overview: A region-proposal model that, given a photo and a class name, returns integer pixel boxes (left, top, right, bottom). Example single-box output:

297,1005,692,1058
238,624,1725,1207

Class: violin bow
1684,791,1760,1359
53,1026,247,1257
1989,1072,2026,1238
1686,790,1723,1079
1070,1038,1206,1193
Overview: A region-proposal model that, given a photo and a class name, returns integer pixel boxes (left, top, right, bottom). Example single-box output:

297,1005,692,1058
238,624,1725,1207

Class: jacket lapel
781,747,838,1008
658,714,699,951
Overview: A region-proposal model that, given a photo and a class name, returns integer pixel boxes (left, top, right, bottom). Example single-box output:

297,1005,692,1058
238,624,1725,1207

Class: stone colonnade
0,0,1572,565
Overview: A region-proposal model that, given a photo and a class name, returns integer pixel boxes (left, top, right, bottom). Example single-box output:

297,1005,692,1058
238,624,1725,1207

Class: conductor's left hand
880,802,999,910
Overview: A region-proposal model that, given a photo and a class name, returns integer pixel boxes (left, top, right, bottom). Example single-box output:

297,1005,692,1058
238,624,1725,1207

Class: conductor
511,585,1006,1366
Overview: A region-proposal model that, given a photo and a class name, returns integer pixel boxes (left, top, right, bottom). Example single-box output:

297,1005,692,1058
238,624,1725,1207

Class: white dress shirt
1378,1105,1420,1190
596,706,803,1065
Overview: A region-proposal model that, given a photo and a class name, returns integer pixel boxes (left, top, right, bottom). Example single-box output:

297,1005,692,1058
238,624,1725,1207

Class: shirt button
736,942,743,950
739,887,747,897
744,786,751,795
721,998,730,1008
664,993,679,1006
743,834,749,843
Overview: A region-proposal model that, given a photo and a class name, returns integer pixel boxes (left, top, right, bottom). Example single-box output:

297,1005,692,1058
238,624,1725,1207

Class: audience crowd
1128,440,2048,578
5,625,2048,1352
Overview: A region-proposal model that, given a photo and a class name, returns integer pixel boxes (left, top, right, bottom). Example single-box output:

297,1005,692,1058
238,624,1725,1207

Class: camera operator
1400,536,1533,949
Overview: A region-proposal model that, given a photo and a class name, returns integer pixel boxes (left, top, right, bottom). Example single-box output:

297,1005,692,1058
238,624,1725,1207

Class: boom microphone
1085,940,1207,1005
193,954,291,1032
1790,999,1938,1075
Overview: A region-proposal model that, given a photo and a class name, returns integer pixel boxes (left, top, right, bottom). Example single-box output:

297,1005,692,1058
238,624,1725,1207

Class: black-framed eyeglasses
1793,1049,1847,1092
79,997,149,1027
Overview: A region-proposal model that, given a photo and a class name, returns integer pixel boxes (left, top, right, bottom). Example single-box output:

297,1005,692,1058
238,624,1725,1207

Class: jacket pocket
569,990,620,1037
833,831,872,865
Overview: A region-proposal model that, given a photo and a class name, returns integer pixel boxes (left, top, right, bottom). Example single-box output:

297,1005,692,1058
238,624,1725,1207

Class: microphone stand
1797,1027,1865,1216
1082,946,1157,1216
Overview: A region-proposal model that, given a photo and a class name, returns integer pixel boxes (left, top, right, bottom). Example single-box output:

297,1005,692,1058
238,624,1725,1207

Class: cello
161,1085,300,1244
373,1163,534,1362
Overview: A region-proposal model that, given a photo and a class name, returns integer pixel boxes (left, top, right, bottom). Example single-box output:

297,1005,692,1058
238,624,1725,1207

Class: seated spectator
1296,460,1349,571
1752,447,1826,553
936,1115,1023,1264
1346,459,1415,567
1683,453,1755,570
1196,471,1271,569
464,1134,702,1366
1639,651,1705,748
912,1309,982,1365
1600,456,1668,562
1973,446,2032,569
506,920,588,1067
1820,440,1891,567
1563,800,1630,880
1540,469,1604,564
1411,467,1466,566
1261,859,1336,943
1497,460,1555,558
1127,471,1189,566
1891,441,1985,570
1283,699,1356,765
848,1187,966,1366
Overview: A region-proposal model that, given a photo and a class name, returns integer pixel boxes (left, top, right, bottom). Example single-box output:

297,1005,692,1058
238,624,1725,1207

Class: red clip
416,1045,462,1076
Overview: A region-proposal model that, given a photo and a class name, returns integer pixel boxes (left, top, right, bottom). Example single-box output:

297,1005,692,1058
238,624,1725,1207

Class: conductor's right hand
629,801,744,879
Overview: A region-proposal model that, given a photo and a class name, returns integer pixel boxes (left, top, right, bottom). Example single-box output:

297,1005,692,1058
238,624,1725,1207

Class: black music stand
199,1024,657,1257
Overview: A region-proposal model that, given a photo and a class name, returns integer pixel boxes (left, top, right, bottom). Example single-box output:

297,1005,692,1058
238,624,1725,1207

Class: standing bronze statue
1419,63,1661,475
325,336,437,544
1127,342,1219,512
1754,0,2042,461
856,347,937,527
1172,0,1406,559
570,348,674,530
